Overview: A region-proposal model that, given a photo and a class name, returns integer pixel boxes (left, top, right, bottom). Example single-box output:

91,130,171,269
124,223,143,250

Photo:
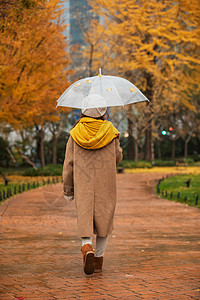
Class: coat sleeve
62,136,74,197
115,138,123,165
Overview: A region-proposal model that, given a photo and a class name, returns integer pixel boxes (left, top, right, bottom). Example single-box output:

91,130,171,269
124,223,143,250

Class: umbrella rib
106,77,124,107
88,76,99,97
56,80,77,106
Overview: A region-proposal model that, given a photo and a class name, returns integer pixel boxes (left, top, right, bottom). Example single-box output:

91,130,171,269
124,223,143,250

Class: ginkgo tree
86,0,200,161
0,0,71,167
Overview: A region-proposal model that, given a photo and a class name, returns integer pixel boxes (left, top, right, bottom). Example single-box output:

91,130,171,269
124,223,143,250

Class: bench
175,159,187,167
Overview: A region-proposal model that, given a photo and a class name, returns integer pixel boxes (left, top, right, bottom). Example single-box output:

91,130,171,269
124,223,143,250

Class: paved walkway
0,173,200,300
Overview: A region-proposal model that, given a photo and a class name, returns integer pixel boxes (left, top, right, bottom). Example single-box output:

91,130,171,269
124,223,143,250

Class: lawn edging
0,176,62,203
155,173,200,209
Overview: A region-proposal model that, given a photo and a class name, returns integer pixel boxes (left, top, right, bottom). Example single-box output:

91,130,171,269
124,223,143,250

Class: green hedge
118,160,152,169
118,158,196,168
183,158,194,165
154,159,195,167
22,164,63,176
154,160,175,167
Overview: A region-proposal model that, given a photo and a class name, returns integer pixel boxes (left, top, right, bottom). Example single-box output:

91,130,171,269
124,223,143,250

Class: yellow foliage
86,0,200,111
0,0,71,129
0,175,62,185
125,166,200,174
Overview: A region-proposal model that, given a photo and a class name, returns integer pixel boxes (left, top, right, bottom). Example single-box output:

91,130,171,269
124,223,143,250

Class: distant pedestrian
62,94,123,275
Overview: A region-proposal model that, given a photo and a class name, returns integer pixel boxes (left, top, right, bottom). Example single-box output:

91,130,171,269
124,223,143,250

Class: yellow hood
70,117,120,149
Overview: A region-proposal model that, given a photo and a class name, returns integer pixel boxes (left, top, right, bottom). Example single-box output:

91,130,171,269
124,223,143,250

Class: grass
0,175,62,203
1,165,200,206
156,174,200,209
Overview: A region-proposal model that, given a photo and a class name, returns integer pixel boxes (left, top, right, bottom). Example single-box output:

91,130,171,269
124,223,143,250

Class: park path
0,173,200,300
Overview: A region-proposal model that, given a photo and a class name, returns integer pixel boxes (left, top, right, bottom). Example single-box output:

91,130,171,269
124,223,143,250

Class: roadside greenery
1,165,200,205
118,160,152,169
119,158,198,168
22,164,63,176
1,159,200,178
156,174,200,209
0,175,62,202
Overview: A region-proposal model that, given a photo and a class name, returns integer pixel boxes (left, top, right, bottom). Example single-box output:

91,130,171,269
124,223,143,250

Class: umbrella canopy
57,69,149,109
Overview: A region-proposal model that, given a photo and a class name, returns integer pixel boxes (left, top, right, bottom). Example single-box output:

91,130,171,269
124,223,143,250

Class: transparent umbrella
57,69,149,109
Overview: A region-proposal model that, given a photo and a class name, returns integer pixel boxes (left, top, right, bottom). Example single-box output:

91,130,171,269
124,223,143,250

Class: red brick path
0,173,200,299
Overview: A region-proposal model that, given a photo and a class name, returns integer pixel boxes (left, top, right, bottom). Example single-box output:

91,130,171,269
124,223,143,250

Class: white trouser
81,235,108,257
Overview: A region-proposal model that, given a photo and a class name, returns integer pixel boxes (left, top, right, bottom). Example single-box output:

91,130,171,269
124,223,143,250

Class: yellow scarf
70,117,120,149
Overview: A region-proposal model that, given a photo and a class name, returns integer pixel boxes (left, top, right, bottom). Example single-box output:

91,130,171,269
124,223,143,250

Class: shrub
118,160,152,169
154,160,175,167
183,158,194,166
22,164,63,176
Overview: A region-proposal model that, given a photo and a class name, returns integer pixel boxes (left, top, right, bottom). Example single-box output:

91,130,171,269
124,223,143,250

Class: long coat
62,136,123,237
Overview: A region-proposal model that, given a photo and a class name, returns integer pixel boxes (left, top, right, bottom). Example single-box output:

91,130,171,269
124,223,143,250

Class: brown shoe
81,244,94,275
94,256,103,273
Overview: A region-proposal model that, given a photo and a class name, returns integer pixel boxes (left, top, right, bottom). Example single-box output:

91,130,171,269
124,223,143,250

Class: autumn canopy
0,0,199,166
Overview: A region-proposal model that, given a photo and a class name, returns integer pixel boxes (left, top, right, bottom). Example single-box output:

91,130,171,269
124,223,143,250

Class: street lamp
124,131,129,138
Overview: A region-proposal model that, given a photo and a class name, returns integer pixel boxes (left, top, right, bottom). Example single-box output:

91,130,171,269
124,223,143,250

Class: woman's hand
64,194,74,203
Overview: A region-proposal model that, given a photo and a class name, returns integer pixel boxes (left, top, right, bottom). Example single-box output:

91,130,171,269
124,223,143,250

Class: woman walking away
62,94,123,275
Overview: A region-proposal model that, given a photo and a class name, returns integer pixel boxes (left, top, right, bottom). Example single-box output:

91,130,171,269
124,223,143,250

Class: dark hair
71,109,110,129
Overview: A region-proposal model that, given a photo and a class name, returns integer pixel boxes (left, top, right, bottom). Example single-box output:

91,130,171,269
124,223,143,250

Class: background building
62,0,99,78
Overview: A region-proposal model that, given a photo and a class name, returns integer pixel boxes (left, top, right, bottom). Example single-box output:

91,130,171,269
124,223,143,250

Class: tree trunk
134,138,139,162
151,141,154,162
19,152,38,169
128,118,134,160
184,133,192,158
52,134,58,165
50,121,64,165
145,122,152,161
197,137,200,156
89,43,94,77
40,126,45,168
127,106,134,160
6,147,16,164
19,130,26,154
157,140,161,160
35,125,40,161
134,125,139,162
172,139,176,161
144,73,153,162
184,140,188,158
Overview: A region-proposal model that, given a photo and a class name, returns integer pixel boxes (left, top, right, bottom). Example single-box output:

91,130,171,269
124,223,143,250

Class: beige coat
62,136,123,237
